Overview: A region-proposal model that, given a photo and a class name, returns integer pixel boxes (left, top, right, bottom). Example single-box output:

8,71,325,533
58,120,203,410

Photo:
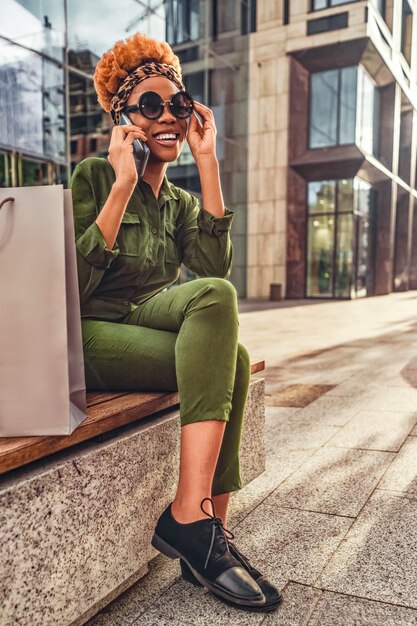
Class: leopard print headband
110,61,185,124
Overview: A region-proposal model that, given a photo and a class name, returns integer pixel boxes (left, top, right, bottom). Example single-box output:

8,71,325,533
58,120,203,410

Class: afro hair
93,32,183,112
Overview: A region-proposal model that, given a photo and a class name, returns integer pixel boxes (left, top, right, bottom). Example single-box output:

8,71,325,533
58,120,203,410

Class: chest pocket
165,222,180,265
118,212,141,256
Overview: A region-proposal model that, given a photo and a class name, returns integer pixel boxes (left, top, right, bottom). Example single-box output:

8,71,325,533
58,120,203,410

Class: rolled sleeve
76,221,121,269
178,192,234,278
197,207,235,237
70,161,120,304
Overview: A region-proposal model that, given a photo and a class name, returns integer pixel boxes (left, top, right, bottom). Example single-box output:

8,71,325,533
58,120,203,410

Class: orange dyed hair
93,32,183,112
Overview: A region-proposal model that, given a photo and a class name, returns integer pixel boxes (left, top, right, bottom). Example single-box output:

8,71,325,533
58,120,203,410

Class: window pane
217,0,238,32
309,70,338,147
21,158,49,186
356,215,371,296
43,61,66,159
399,105,412,184
0,42,42,156
184,71,205,103
354,178,372,215
374,0,386,16
190,0,200,40
401,0,413,65
337,178,354,212
335,213,354,297
308,180,336,214
409,201,417,288
307,215,335,297
331,0,358,5
356,66,376,154
0,153,11,187
0,0,65,62
313,0,328,8
339,66,357,144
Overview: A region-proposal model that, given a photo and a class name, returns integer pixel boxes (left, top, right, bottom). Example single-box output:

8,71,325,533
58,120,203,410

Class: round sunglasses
124,90,194,120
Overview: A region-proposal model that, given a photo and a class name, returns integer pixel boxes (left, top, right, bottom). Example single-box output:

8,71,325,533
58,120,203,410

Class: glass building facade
0,1,67,186
306,63,379,298
309,65,379,155
0,0,208,191
285,0,417,300
0,0,251,293
4,0,412,301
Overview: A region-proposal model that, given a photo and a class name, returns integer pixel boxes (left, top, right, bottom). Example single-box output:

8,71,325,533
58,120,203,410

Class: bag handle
0,197,15,210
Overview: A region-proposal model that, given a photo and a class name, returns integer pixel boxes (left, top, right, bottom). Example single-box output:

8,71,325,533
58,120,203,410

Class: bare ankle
171,496,213,524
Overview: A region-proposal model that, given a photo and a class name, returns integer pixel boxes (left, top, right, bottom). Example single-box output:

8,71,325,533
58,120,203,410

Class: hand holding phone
118,112,150,182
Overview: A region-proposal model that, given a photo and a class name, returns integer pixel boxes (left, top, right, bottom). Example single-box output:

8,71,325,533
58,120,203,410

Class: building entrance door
306,178,375,299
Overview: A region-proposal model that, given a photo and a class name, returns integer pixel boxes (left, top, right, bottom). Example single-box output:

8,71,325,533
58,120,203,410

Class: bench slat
0,360,265,475
87,391,131,407
251,360,265,375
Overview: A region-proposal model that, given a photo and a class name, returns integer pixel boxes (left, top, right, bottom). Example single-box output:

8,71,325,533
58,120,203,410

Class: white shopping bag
0,185,87,435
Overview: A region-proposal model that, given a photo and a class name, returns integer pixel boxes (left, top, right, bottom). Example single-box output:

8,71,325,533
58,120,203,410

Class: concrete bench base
0,378,265,626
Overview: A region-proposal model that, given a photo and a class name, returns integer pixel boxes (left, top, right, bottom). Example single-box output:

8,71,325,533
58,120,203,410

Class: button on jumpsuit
70,157,251,496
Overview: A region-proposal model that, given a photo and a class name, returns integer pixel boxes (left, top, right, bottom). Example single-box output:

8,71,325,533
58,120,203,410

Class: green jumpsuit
70,157,250,495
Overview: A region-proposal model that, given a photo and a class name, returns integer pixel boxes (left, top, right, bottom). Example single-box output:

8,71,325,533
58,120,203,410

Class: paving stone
228,448,312,528
86,555,181,626
378,374,417,388
378,437,417,494
264,405,302,425
324,380,375,397
232,496,352,590
286,395,368,427
307,590,417,626
324,365,415,396
133,576,266,626
360,386,417,412
266,410,340,450
262,582,322,626
401,364,417,388
326,409,417,452
223,414,316,527
284,352,360,374
263,583,417,626
282,370,360,385
265,367,298,388
266,384,336,408
271,447,394,516
267,365,361,386
319,490,417,607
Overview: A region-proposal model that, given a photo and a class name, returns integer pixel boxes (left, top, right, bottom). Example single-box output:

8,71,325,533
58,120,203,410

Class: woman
70,32,281,612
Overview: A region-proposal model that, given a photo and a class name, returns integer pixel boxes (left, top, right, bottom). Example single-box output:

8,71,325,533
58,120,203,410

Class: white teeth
155,133,177,140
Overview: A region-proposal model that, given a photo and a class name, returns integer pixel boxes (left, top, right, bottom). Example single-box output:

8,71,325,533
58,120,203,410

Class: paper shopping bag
0,185,87,436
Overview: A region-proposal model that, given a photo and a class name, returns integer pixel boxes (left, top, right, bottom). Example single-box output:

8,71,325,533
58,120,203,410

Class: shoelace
228,541,254,572
200,497,235,570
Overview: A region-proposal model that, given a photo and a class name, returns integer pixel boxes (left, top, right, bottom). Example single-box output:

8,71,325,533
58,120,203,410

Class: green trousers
81,277,251,496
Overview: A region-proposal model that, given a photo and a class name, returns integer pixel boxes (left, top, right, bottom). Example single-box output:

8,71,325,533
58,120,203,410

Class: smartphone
118,112,150,181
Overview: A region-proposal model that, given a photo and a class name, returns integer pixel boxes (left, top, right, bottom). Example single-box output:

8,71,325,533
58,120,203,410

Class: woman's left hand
186,100,217,161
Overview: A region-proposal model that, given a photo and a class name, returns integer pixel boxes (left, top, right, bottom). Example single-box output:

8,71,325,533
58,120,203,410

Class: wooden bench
0,360,264,475
0,360,266,626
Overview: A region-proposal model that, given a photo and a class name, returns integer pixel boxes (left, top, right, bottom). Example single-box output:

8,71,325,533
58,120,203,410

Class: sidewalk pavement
87,291,417,626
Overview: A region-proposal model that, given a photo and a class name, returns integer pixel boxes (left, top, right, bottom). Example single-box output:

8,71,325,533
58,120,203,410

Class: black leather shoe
151,497,266,608
180,539,282,612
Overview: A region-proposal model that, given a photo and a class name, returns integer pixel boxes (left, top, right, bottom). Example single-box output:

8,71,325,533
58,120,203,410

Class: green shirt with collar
70,157,234,322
